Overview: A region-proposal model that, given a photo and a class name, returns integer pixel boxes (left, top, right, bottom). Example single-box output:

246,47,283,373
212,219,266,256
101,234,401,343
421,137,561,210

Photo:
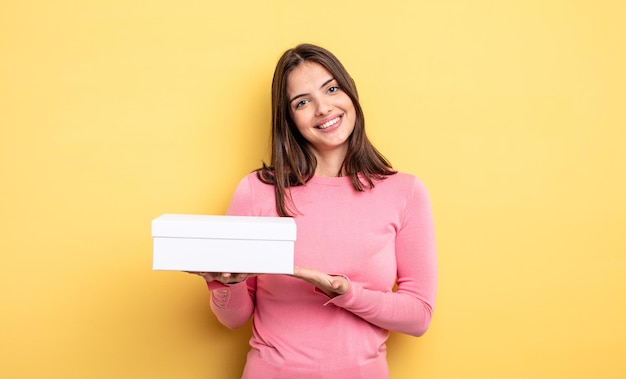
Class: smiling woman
188,43,438,379
261,44,399,217
286,61,356,172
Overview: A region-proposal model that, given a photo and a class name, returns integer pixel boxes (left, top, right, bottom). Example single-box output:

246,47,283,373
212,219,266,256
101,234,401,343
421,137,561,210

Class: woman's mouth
317,116,341,130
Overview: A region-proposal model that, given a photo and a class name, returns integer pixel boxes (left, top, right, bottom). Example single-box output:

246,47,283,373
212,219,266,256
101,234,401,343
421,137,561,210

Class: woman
195,44,437,378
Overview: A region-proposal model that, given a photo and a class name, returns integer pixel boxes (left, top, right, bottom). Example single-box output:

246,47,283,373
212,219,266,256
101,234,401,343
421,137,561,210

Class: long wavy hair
257,43,396,216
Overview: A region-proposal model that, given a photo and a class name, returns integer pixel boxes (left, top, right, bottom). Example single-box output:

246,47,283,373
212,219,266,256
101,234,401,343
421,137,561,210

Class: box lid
151,214,296,241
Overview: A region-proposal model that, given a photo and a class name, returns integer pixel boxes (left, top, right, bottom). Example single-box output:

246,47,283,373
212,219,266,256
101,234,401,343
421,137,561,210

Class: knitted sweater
207,172,437,379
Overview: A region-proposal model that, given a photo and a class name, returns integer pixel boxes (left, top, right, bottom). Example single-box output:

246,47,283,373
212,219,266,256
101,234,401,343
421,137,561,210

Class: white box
152,214,296,274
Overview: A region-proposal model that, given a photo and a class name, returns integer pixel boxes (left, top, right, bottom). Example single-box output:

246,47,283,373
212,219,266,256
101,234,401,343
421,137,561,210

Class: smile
317,116,341,129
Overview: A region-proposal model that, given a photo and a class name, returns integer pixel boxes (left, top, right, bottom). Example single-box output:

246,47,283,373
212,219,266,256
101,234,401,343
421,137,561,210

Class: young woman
194,44,437,378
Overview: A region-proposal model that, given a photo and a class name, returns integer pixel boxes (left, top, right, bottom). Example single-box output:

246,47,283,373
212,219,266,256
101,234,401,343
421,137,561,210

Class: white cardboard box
152,214,296,274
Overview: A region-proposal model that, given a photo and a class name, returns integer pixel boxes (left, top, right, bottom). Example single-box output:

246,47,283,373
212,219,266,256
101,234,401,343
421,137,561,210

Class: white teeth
318,117,340,129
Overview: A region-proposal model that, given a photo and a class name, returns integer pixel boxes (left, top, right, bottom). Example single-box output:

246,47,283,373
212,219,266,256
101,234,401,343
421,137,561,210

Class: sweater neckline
308,175,354,186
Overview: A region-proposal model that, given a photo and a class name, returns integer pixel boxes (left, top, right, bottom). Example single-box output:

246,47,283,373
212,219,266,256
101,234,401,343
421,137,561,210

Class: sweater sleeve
326,177,438,337
206,176,258,329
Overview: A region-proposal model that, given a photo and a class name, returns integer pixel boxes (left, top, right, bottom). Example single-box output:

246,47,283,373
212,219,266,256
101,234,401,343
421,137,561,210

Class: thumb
331,276,349,294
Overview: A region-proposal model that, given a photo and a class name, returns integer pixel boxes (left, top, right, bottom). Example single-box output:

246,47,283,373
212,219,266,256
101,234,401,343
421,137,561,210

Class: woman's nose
315,99,332,116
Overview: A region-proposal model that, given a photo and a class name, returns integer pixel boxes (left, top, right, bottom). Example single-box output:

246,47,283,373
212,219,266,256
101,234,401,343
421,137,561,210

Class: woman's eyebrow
320,77,335,89
289,77,336,104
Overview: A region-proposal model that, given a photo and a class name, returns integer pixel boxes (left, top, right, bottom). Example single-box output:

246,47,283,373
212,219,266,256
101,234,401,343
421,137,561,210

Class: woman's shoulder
376,171,431,201
233,171,278,198
237,171,273,189
382,171,427,189
228,171,277,216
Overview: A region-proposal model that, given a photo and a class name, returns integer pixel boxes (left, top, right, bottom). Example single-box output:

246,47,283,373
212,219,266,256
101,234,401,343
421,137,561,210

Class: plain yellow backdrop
1,1,625,378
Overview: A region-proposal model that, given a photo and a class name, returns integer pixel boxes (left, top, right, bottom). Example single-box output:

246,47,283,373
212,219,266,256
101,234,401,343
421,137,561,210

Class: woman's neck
313,149,347,177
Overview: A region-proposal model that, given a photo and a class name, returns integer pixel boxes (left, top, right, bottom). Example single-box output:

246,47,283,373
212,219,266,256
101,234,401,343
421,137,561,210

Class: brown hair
257,43,396,216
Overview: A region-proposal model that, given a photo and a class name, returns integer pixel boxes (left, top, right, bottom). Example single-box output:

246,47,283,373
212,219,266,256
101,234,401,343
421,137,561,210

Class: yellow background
1,1,625,378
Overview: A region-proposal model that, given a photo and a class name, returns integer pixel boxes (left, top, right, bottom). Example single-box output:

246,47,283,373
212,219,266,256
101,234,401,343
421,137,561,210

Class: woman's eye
295,99,308,109
328,86,340,94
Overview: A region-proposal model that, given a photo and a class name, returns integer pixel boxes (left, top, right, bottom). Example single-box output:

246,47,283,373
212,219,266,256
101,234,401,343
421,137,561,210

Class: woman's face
286,61,355,158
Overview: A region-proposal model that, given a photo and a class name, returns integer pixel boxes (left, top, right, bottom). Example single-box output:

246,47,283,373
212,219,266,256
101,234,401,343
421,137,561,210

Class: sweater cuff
206,280,246,291
318,275,359,307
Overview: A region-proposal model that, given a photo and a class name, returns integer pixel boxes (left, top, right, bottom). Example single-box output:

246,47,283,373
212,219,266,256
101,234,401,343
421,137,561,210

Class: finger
225,273,251,284
331,277,349,294
219,273,232,283
293,266,316,280
234,273,248,282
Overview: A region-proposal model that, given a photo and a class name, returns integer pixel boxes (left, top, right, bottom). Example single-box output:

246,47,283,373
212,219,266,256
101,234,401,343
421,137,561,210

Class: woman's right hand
187,272,255,284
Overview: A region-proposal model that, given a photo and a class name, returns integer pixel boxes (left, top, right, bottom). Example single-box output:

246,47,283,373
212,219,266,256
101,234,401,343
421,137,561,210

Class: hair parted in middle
257,43,396,216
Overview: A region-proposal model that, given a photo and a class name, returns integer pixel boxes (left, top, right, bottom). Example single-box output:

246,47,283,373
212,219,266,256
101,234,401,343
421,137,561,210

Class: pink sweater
207,173,437,378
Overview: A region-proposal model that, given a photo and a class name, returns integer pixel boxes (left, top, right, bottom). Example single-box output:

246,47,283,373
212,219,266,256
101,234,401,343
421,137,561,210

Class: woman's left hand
292,266,349,298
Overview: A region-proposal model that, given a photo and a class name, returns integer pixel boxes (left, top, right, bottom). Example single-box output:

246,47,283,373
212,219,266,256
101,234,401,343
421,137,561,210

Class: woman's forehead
286,62,333,93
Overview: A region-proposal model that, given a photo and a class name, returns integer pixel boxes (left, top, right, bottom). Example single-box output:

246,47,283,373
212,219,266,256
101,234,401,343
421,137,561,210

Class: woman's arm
206,277,256,329
203,176,261,329
294,177,437,336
